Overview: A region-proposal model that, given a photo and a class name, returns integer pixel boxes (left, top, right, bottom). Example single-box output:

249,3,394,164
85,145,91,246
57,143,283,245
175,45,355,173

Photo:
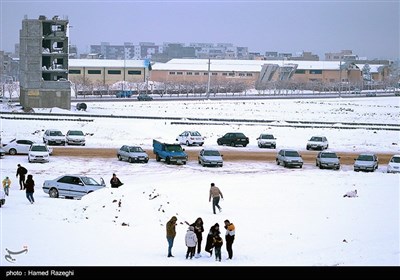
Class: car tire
230,142,235,147
156,154,161,162
117,155,122,161
186,141,190,146
243,144,247,147
276,159,280,165
9,148,17,155
49,188,59,198
217,140,222,145
128,157,134,163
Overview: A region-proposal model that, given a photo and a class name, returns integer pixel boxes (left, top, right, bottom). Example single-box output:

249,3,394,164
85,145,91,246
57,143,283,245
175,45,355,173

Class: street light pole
205,58,211,98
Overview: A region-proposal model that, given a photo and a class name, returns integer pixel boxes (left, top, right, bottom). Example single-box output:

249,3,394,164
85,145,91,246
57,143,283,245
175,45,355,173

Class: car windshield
129,146,144,152
69,131,84,136
390,157,400,163
204,150,220,156
357,155,374,161
321,153,337,158
166,145,183,152
190,131,201,136
50,131,63,136
310,137,323,142
286,151,300,157
81,177,101,186
31,145,48,152
261,134,273,139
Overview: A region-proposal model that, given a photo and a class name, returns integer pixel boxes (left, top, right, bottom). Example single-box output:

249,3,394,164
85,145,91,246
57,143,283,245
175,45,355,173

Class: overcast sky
1,0,399,60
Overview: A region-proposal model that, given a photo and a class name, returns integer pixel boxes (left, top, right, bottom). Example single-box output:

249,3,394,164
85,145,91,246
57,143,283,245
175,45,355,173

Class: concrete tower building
19,15,71,109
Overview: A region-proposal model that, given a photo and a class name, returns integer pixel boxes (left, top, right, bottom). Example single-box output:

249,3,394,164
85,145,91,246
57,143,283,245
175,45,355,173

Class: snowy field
0,96,399,267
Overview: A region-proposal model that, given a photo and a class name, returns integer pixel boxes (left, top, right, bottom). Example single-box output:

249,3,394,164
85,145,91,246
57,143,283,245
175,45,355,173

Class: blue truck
153,139,188,165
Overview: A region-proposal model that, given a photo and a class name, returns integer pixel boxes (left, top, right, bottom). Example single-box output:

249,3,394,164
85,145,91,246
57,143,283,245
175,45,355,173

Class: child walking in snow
213,234,223,262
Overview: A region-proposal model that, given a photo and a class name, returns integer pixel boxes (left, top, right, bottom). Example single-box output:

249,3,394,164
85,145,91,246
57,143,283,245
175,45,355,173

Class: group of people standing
1,164,35,205
166,215,236,262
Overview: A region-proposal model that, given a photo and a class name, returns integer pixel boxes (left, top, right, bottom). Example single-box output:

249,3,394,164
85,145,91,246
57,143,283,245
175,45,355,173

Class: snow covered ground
0,96,399,267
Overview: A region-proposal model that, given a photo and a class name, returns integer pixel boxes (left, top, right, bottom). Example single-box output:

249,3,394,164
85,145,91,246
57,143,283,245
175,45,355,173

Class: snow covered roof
355,64,385,73
152,58,347,72
69,59,147,68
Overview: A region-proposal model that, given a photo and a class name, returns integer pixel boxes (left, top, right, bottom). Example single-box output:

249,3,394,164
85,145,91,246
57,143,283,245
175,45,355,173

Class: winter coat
166,216,177,238
205,223,221,251
24,179,35,193
213,235,223,248
225,223,235,236
185,228,198,247
190,218,204,241
209,186,223,200
2,178,11,189
16,166,27,177
110,177,123,188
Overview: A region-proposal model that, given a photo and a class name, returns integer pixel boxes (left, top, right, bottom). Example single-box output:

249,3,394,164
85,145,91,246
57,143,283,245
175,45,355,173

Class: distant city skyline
1,0,399,60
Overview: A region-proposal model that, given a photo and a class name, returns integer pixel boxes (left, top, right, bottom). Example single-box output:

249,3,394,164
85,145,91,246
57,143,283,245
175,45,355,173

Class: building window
246,73,253,77
309,70,322,74
228,73,235,76
194,72,200,75
204,73,208,76
69,69,81,74
295,69,305,74
128,70,141,75
108,70,121,75
169,72,176,75
177,72,183,75
186,72,193,75
212,72,218,76
222,73,228,76
239,73,245,76
88,70,101,74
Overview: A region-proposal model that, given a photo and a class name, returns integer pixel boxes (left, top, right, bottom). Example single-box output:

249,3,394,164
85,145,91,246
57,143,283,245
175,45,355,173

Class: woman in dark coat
204,223,220,257
24,174,35,204
189,217,204,257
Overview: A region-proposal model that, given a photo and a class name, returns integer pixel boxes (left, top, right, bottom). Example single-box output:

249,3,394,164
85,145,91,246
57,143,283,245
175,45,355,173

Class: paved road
52,147,394,166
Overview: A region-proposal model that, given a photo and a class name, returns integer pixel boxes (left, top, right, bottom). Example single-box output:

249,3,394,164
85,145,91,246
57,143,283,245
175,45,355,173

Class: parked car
66,130,86,146
306,136,329,150
198,148,223,167
315,151,340,170
387,154,400,173
0,147,5,157
28,143,51,163
2,139,35,155
43,175,106,199
176,131,204,146
354,153,379,172
43,129,66,146
137,93,153,101
117,145,149,163
351,88,361,94
116,90,133,98
276,149,303,168
256,133,276,148
217,132,249,147
366,92,377,97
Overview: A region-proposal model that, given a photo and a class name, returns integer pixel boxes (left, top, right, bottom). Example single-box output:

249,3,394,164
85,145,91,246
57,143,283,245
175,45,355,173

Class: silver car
28,143,51,163
198,148,223,167
117,145,149,163
43,175,106,199
276,149,303,168
316,151,340,170
3,139,35,155
257,133,276,149
66,130,86,146
354,153,378,172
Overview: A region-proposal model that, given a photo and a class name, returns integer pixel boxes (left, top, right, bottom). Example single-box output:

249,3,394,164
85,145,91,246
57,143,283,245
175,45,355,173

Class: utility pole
205,58,211,98
338,59,342,98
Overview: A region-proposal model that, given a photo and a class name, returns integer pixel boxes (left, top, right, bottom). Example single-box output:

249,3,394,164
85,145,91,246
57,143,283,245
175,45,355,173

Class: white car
387,155,400,173
66,130,86,146
43,129,66,146
257,133,276,148
306,136,329,150
198,148,223,167
28,143,51,163
176,131,204,146
2,139,35,155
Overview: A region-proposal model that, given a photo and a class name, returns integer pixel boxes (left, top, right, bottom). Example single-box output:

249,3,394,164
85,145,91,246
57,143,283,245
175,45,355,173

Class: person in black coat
110,173,123,188
204,223,220,257
24,174,35,204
